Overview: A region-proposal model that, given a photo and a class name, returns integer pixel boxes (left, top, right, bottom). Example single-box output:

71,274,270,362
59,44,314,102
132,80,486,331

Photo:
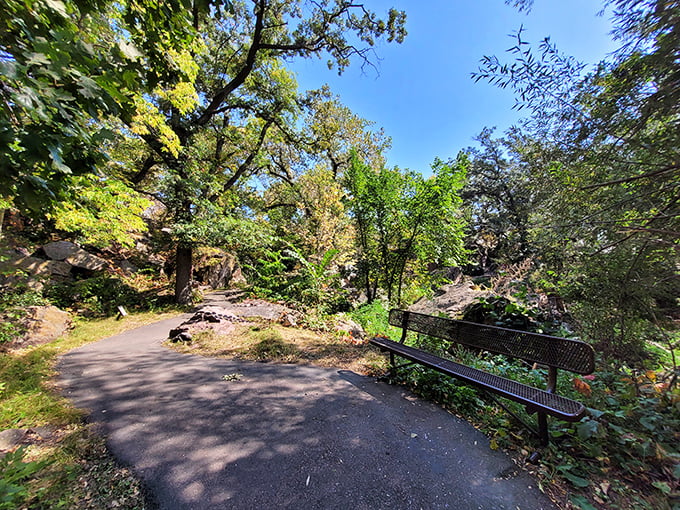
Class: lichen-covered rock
408,279,489,317
0,429,28,451
194,250,246,289
4,255,71,277
64,250,109,271
20,306,71,347
335,318,366,343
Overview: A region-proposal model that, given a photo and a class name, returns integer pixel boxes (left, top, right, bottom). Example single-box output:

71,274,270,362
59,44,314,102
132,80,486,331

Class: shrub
0,447,50,509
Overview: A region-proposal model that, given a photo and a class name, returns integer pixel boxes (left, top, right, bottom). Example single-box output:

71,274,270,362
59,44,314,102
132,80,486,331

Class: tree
119,0,407,303
260,87,391,267
474,0,679,359
0,0,198,212
346,152,468,304
461,128,534,270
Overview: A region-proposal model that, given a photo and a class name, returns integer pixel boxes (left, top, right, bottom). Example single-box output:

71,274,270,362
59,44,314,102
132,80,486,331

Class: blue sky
288,0,618,172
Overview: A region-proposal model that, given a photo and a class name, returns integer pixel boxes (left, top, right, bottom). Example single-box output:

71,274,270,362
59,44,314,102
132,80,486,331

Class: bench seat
371,336,586,421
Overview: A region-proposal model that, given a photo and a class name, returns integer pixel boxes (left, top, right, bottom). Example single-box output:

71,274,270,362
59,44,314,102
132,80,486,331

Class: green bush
461,295,570,337
0,447,50,509
348,301,400,339
44,276,169,317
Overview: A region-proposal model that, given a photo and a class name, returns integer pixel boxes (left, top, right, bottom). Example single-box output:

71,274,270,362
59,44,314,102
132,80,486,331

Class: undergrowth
386,334,680,510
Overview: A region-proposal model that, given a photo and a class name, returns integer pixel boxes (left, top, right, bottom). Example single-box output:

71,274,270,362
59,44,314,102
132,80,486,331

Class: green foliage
0,447,51,509
382,328,680,508
0,0,195,213
348,301,399,340
461,128,534,269
345,152,468,305
473,0,680,365
461,295,568,336
44,276,171,317
245,245,350,313
47,175,150,248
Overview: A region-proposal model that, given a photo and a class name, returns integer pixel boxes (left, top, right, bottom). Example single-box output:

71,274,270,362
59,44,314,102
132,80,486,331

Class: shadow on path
57,317,555,510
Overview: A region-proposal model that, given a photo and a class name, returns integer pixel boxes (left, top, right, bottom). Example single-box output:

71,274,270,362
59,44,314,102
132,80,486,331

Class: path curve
57,315,556,510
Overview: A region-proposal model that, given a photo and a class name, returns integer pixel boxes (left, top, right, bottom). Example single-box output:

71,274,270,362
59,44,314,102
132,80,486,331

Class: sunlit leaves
346,152,467,304
47,175,151,248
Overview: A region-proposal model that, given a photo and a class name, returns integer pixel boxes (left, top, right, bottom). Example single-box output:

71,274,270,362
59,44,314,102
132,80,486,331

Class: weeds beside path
0,309,184,509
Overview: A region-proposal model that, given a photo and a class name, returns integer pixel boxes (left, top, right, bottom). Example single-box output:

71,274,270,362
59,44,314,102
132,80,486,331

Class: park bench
370,309,595,446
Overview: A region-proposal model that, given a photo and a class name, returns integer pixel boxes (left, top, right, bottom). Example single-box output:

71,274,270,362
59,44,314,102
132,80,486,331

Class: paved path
57,315,556,510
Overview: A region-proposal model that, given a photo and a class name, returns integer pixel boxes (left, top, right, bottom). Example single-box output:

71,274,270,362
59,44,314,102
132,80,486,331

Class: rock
5,255,71,277
408,279,489,318
116,259,139,275
65,250,108,271
0,429,28,450
30,426,56,440
194,250,246,289
335,318,365,342
21,306,71,346
168,307,248,342
168,327,193,342
279,313,298,327
43,241,80,261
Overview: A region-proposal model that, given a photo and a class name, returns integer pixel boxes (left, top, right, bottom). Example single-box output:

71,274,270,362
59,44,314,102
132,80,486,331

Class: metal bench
370,309,595,445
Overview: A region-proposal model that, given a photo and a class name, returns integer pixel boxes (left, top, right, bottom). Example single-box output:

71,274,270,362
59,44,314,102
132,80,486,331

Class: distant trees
460,128,533,270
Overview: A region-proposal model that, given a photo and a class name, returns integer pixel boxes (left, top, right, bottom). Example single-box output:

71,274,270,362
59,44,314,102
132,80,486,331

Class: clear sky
288,0,618,173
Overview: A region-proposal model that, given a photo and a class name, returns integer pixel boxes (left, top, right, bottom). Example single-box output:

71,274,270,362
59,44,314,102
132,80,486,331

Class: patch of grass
0,307,183,508
166,321,388,376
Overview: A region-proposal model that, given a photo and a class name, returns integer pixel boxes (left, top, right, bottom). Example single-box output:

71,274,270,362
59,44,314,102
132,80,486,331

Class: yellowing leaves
48,176,151,248
573,377,592,397
130,97,182,157
128,46,201,155
157,81,199,116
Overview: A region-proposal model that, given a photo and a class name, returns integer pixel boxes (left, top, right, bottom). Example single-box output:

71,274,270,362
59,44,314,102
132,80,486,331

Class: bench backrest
389,309,595,375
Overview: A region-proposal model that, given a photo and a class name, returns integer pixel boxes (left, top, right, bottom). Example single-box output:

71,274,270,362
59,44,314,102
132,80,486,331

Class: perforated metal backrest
389,309,595,375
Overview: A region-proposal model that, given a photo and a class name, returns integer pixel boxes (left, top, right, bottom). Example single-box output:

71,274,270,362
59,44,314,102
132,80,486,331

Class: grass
166,319,389,376
0,307,184,509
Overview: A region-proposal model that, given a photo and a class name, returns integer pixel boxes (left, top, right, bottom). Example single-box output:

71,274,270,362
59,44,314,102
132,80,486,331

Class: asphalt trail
57,316,556,510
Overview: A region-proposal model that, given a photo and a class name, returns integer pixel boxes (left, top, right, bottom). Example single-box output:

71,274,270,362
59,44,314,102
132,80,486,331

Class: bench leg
538,412,549,446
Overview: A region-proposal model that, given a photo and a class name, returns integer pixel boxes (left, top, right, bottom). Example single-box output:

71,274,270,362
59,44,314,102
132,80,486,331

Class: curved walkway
57,315,556,510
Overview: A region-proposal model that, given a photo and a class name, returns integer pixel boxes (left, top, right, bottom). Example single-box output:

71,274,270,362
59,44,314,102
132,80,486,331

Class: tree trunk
175,244,194,304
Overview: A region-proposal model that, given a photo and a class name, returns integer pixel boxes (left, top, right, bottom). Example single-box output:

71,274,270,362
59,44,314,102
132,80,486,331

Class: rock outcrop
168,306,250,342
193,250,246,289
408,279,489,318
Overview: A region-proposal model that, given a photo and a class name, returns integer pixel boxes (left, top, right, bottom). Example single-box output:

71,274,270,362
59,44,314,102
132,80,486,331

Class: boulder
408,279,489,317
168,306,247,342
0,429,28,451
43,241,80,261
3,255,71,277
335,318,366,342
194,251,246,289
116,259,139,275
65,250,108,271
21,306,71,346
